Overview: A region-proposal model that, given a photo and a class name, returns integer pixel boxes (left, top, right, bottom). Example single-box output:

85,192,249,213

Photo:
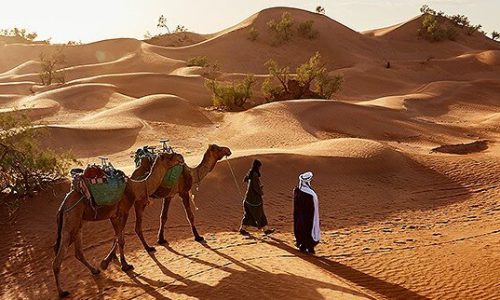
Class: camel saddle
70,164,127,207
134,145,184,189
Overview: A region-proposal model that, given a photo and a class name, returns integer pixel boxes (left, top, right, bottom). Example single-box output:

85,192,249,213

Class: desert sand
1,7,499,300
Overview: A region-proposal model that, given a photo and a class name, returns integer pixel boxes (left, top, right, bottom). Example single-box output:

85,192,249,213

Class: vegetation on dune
492,31,499,41
205,75,256,110
187,56,210,67
267,12,295,45
418,5,486,42
297,20,319,40
315,6,326,15
248,27,259,41
39,46,66,85
266,12,319,45
0,112,75,201
263,52,343,102
418,14,457,42
0,27,38,41
0,27,50,44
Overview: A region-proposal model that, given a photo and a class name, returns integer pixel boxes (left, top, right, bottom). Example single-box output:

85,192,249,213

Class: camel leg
134,200,156,252
100,219,120,270
74,230,100,275
157,197,172,245
180,192,204,242
117,213,134,272
53,229,71,298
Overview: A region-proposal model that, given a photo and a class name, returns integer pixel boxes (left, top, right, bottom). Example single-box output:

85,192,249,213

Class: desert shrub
315,73,343,99
492,31,500,41
466,24,482,36
205,75,256,109
175,25,188,33
248,27,259,41
263,52,343,101
202,62,221,79
186,56,209,67
39,46,66,85
315,6,326,15
267,12,295,45
298,20,319,39
418,5,484,40
262,59,291,98
0,112,75,200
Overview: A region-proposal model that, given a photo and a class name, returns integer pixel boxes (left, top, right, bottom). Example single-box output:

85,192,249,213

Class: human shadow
265,236,431,300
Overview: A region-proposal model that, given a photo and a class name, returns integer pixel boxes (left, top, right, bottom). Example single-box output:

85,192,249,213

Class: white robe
299,182,321,242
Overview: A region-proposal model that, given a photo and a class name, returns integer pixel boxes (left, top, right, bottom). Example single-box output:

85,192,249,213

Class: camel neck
193,152,218,184
129,158,165,199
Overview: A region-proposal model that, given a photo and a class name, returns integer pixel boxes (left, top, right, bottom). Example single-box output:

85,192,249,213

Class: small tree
157,14,170,33
263,52,343,101
315,6,326,15
298,20,319,39
248,27,259,41
267,12,295,45
39,47,66,85
492,31,500,41
1,112,75,200
205,75,256,109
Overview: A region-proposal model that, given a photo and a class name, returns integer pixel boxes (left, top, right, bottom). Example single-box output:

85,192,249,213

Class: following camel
130,144,231,252
53,152,184,298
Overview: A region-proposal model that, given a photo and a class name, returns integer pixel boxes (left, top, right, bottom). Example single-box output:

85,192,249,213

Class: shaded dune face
0,6,499,300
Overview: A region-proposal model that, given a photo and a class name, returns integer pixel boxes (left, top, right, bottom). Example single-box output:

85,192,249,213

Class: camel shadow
95,240,378,299
264,236,431,300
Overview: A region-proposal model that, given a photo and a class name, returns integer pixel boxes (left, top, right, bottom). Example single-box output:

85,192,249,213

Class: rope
225,157,243,198
190,184,200,211
64,194,86,213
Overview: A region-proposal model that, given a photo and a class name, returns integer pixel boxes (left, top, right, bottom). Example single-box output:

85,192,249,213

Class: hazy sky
1,0,499,43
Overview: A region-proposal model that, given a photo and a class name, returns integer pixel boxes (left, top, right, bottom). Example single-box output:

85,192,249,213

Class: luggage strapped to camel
69,157,127,217
133,139,184,189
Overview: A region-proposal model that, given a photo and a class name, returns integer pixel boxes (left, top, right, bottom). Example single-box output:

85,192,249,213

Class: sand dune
0,6,499,300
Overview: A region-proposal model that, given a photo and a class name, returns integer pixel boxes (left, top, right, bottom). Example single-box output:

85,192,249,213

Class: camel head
207,144,232,161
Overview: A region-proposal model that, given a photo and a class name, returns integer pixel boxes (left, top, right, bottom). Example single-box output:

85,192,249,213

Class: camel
52,152,184,298
131,144,232,252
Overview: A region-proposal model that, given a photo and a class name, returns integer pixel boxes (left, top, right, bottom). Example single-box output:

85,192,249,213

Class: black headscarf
244,159,261,182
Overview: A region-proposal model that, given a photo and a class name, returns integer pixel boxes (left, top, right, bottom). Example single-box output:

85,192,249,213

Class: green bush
1,112,75,199
248,27,259,41
267,12,295,45
186,56,209,67
205,75,256,109
297,20,319,39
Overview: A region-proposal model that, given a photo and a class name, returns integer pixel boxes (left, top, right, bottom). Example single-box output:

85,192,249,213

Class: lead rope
225,157,243,198
190,184,200,211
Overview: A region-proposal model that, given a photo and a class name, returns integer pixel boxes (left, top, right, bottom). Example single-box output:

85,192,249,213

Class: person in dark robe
293,171,320,254
239,159,275,236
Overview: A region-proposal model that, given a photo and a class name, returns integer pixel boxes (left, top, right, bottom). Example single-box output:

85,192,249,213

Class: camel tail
53,202,65,254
